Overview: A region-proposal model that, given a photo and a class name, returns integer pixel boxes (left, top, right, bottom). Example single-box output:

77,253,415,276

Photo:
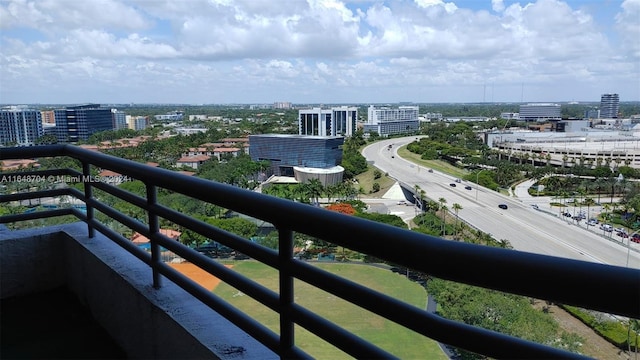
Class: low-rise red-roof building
131,229,182,244
1,159,40,171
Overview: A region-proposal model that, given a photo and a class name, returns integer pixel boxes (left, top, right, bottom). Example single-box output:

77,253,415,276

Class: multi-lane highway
362,136,640,269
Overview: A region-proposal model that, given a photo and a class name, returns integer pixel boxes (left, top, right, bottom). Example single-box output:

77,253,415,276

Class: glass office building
54,104,113,143
249,134,344,177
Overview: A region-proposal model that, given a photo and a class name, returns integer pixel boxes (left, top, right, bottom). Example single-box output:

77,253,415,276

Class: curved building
293,166,344,187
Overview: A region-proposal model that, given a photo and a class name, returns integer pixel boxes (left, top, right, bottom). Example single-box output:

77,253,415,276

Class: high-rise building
112,109,128,130
54,104,113,143
600,93,619,118
518,104,561,121
363,105,419,136
0,106,43,146
132,116,148,131
298,107,358,137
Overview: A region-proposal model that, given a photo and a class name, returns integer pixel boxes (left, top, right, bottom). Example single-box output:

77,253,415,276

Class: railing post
147,184,162,289
279,227,295,358
82,162,95,238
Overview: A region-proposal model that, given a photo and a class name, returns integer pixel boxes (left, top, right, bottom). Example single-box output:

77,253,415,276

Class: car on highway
465,185,472,190
449,183,456,187
498,204,508,210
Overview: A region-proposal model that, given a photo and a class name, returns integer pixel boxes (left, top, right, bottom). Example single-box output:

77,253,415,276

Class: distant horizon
2,100,639,108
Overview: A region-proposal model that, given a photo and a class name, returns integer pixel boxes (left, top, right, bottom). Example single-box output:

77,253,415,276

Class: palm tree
452,203,462,239
438,197,447,236
584,197,596,226
305,178,324,205
602,203,611,224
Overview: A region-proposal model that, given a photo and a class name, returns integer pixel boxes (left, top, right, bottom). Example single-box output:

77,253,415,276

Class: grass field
213,261,447,359
353,166,397,197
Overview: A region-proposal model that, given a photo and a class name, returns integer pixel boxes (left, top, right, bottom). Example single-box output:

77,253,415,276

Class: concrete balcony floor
1,286,126,359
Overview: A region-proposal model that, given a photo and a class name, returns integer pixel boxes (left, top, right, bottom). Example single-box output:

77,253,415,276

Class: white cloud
616,0,640,58
0,0,638,104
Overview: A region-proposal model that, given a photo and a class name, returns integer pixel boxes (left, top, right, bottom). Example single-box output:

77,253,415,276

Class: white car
599,224,613,232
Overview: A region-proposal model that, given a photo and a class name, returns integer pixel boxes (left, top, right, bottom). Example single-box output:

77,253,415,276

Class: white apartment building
519,103,561,121
363,105,420,137
0,106,43,146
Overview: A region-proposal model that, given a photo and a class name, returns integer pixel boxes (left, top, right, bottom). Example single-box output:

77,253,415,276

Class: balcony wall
0,222,276,360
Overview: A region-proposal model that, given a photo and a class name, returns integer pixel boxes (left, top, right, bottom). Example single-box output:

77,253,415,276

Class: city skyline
1,0,639,105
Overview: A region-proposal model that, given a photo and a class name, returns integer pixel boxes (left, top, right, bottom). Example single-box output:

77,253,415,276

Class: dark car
449,183,456,187
465,185,472,190
498,204,508,210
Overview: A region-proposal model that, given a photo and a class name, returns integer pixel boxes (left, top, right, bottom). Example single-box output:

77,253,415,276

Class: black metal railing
1,144,638,359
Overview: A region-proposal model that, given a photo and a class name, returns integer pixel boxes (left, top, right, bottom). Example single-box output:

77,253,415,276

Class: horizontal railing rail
1,144,638,359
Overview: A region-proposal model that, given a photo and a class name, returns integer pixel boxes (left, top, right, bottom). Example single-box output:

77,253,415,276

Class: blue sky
1,0,638,105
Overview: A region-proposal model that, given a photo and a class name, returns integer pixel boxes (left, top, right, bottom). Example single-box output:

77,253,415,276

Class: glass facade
249,134,344,176
600,94,619,119
54,104,113,143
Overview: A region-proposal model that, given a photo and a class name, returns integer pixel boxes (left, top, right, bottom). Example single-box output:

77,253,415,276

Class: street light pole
626,230,636,268
475,170,483,201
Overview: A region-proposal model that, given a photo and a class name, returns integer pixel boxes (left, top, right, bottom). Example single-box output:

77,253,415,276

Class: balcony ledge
0,222,276,360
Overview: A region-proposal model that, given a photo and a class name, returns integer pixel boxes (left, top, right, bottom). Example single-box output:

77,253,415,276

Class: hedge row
560,304,638,351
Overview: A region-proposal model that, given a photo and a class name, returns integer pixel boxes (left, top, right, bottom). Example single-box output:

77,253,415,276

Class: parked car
616,231,629,238
498,204,508,210
632,234,640,243
587,219,598,226
599,224,613,232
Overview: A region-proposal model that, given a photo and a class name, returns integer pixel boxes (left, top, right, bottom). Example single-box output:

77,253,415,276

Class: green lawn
213,261,446,359
397,145,470,179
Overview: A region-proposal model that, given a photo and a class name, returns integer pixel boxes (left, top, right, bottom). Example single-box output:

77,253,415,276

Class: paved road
362,137,640,269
